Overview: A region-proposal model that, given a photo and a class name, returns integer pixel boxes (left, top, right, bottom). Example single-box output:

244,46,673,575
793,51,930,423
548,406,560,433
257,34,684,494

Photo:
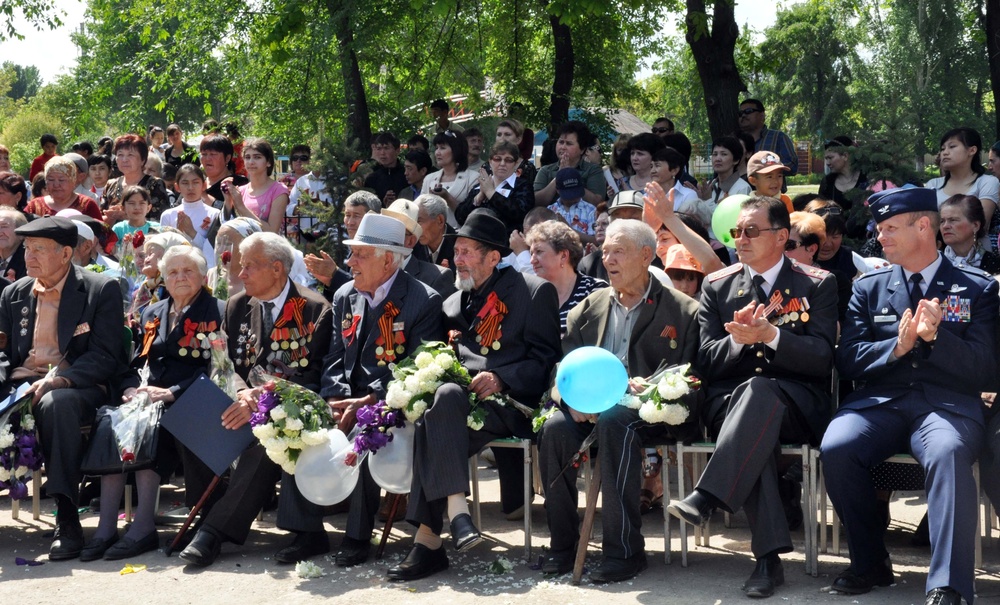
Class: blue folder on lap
161,373,254,476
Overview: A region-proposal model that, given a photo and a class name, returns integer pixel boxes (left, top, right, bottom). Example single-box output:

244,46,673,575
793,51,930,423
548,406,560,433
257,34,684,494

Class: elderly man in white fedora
270,213,445,567
383,199,455,297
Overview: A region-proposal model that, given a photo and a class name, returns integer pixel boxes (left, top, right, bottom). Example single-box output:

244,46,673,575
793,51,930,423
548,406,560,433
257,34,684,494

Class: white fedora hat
342,213,412,256
382,199,423,239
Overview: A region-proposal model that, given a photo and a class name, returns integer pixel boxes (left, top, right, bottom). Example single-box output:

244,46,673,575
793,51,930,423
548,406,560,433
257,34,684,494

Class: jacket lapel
887,265,911,316
57,268,85,353
11,285,34,363
924,257,954,302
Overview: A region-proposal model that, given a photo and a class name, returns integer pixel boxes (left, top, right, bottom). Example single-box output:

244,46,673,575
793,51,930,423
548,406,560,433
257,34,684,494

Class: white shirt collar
747,257,785,294
359,268,401,309
903,253,944,289
260,279,292,321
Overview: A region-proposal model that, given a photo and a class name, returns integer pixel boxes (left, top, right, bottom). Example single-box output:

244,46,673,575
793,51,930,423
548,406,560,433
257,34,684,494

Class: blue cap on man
867,186,937,223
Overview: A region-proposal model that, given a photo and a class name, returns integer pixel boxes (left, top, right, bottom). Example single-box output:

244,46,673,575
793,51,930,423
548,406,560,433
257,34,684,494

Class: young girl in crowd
221,138,288,233
159,164,221,261
112,186,159,239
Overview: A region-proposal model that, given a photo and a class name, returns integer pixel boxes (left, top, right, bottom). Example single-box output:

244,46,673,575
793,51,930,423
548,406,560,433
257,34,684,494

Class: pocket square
73,322,91,337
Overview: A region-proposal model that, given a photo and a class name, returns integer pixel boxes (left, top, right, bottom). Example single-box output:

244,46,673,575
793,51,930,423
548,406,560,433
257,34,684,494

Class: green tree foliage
2,62,42,101
0,0,62,41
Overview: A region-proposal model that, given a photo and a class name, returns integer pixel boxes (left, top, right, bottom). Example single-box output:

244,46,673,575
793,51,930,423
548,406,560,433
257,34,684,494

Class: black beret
15,216,79,248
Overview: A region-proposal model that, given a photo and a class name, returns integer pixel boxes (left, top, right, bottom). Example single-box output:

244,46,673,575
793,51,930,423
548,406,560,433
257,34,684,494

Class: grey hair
0,207,28,228
414,193,448,219
159,244,208,278
605,218,656,254
240,231,295,273
345,190,382,212
371,247,405,269
145,153,163,178
44,156,78,180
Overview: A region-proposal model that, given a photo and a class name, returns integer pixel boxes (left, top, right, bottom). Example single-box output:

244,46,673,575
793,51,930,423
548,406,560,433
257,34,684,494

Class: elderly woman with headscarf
81,246,223,562
129,232,192,324
207,217,262,298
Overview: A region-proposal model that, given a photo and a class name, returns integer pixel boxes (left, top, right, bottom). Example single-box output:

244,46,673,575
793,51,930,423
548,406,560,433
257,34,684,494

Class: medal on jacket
661,324,678,350
472,292,507,355
374,302,404,366
267,298,312,373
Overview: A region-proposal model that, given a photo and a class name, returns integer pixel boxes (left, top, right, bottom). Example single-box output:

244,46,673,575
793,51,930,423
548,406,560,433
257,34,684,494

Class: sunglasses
730,225,782,239
738,108,762,116
811,206,841,216
652,127,671,134
290,155,310,162
784,239,804,251
491,155,517,164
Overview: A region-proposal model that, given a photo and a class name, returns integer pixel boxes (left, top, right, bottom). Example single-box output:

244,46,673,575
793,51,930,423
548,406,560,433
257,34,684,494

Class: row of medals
474,329,502,355
772,310,810,326
266,326,312,368
178,331,216,358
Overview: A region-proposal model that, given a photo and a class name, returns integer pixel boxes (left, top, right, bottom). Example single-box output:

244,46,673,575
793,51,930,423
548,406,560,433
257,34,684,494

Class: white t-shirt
159,200,221,261
925,174,1000,206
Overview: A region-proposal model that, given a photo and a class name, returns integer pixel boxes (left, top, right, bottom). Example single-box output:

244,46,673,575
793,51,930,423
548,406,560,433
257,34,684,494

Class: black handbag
81,402,163,475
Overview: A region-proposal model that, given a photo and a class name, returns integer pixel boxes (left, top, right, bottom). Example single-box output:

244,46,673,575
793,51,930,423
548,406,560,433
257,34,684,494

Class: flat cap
15,216,79,248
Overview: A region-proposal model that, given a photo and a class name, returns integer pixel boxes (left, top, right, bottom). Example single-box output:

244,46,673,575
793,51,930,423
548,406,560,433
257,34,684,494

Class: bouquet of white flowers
619,363,701,426
248,369,336,474
0,391,42,500
384,341,522,430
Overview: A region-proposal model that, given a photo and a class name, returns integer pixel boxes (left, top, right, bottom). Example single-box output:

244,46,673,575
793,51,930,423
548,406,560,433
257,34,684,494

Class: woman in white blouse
925,127,1000,252
421,131,476,227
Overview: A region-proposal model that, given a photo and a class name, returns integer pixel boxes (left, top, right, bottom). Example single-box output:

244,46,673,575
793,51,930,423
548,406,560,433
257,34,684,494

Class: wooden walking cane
572,457,601,585
375,493,406,559
166,475,221,556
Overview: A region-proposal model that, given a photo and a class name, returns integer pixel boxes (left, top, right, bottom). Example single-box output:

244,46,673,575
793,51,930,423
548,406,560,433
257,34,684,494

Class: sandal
642,450,662,478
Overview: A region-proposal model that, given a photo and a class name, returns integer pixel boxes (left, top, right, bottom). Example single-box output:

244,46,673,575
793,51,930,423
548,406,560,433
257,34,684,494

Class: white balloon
294,429,360,506
368,423,415,494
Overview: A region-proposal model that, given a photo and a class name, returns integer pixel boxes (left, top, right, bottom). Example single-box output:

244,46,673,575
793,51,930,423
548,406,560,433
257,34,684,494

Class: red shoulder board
790,262,830,279
707,263,743,282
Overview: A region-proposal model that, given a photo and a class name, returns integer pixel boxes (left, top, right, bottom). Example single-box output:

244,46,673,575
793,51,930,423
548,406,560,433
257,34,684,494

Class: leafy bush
0,108,65,155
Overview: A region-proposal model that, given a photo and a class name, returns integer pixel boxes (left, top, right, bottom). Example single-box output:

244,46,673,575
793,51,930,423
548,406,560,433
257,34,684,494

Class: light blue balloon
556,346,628,414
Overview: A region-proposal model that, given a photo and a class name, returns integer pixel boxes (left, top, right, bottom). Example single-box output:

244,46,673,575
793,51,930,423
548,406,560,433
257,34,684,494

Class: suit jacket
578,248,608,282
403,255,456,298
0,265,128,390
321,269,444,400
836,258,999,423
563,276,702,428
443,266,561,406
456,177,534,234
3,244,26,281
418,224,457,269
697,257,838,439
223,280,333,393
122,288,225,396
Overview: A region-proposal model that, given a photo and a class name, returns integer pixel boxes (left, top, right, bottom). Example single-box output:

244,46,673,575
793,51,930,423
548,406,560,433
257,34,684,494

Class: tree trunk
685,0,746,141
329,2,372,149
987,0,1000,139
547,12,574,133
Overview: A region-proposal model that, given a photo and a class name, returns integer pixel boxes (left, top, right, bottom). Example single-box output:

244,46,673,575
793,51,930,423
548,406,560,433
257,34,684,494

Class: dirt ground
3,461,1000,604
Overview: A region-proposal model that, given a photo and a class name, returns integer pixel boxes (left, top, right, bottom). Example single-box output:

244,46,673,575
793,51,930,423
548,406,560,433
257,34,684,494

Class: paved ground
3,461,1000,604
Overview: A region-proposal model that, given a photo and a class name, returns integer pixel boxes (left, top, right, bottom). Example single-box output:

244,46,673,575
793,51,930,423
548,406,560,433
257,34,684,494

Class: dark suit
822,258,997,604
277,270,444,540
407,266,561,532
578,248,608,282
179,280,333,544
456,178,534,234
1,244,26,281
403,255,455,298
696,257,837,558
0,266,128,504
417,224,456,269
539,277,700,559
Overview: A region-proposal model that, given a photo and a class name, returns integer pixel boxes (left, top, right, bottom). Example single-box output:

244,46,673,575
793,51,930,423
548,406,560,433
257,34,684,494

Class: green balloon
712,194,751,249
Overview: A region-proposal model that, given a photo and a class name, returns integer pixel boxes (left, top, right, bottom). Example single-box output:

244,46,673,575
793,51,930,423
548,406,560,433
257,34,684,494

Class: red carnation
132,230,145,249
221,250,232,265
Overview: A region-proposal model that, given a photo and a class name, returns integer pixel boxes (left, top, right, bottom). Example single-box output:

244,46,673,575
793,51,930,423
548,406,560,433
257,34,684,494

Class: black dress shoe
387,544,449,581
274,531,330,564
104,531,159,560
667,490,715,527
831,558,895,594
80,533,119,562
925,587,962,605
335,537,371,567
49,522,84,561
590,551,648,583
742,554,784,598
179,529,222,567
449,513,483,552
541,548,574,575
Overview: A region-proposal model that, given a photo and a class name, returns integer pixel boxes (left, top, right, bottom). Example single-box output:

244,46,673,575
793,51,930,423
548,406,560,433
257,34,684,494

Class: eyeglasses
811,206,841,216
738,108,762,116
491,156,517,164
290,155,310,162
784,239,804,251
652,127,671,134
729,225,782,239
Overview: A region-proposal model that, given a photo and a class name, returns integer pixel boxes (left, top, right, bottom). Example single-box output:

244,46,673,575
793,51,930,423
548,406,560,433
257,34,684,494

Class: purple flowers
1,408,43,501
353,400,406,456
251,389,278,427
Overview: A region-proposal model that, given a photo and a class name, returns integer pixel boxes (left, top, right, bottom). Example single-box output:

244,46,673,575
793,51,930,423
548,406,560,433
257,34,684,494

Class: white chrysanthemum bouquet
619,363,701,425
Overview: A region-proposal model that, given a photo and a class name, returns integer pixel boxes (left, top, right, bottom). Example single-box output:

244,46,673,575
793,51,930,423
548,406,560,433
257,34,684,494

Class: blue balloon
556,346,628,414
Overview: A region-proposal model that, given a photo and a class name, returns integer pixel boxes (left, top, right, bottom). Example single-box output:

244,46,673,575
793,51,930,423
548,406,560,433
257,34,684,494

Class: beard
455,272,477,292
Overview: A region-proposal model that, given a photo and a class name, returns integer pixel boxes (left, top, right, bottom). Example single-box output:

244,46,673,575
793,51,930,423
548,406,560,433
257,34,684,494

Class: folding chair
470,437,535,561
